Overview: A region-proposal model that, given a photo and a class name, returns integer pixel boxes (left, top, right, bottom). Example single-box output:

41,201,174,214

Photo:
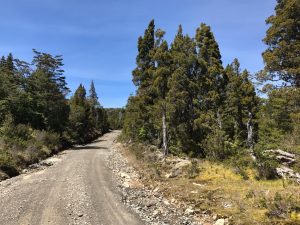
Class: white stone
215,219,225,225
119,172,131,179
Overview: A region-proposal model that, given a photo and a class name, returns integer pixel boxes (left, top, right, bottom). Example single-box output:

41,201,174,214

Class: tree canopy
261,0,300,87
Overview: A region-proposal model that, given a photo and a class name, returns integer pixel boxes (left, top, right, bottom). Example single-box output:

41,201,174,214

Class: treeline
106,108,125,130
0,50,108,178
123,0,299,178
123,21,258,158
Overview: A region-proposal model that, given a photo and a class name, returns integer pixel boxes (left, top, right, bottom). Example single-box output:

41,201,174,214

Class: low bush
262,192,300,221
187,159,200,179
255,150,279,180
33,130,60,153
0,125,63,180
0,149,19,177
203,129,234,161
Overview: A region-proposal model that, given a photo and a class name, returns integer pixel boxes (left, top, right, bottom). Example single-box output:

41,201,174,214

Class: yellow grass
170,161,300,225
121,144,300,225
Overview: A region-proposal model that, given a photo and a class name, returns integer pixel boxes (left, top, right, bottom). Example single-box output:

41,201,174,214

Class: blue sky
0,0,276,107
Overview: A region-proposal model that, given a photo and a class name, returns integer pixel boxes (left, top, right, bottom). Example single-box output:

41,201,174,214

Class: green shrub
1,119,32,149
235,167,249,180
0,149,18,176
130,143,145,160
203,129,233,160
138,126,148,141
255,150,278,179
229,151,252,180
265,192,300,220
33,130,60,153
187,159,200,179
0,149,15,167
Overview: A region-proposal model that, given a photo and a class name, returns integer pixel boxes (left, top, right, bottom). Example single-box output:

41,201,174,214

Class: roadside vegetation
0,51,109,180
121,0,300,224
122,143,300,225
106,108,125,130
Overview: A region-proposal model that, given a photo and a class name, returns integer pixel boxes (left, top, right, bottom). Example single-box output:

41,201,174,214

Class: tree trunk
217,109,222,129
247,111,256,160
162,109,168,156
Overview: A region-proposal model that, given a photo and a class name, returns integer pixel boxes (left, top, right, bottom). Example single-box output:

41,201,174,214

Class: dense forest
122,0,300,179
106,108,125,130
0,51,109,178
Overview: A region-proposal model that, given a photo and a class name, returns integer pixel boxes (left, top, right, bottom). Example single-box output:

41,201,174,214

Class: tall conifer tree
167,25,199,154
261,0,300,87
124,20,156,141
152,29,171,155
224,59,258,149
195,23,226,124
27,50,69,132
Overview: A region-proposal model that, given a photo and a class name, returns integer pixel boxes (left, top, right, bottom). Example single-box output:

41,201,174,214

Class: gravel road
0,131,143,225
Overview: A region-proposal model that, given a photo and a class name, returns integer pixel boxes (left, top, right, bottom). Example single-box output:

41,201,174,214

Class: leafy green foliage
265,192,300,220
68,82,109,144
224,59,258,148
261,0,300,87
0,52,108,179
186,159,200,179
255,150,279,180
256,88,300,152
106,108,125,130
123,21,258,160
203,128,233,160
123,17,299,183
27,50,70,132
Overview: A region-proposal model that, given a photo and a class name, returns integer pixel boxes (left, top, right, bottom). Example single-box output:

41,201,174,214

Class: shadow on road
92,139,107,143
73,145,108,150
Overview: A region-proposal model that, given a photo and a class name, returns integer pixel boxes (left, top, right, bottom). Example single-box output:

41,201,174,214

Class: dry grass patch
120,143,300,225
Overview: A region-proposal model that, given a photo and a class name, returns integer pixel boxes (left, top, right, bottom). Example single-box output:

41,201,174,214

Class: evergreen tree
194,23,228,158
27,50,69,132
5,58,32,126
0,56,5,68
123,99,149,142
106,108,125,130
68,82,108,143
0,50,110,179
124,20,157,141
257,87,300,150
261,0,300,87
97,107,109,133
89,80,99,107
195,23,226,128
167,25,199,155
132,20,155,89
0,56,12,123
0,54,22,124
224,59,258,150
122,20,270,163
152,29,171,155
88,80,100,129
87,80,108,133
5,54,15,75
68,84,90,143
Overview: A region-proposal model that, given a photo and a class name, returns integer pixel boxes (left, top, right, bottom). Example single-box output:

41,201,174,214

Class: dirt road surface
0,131,143,225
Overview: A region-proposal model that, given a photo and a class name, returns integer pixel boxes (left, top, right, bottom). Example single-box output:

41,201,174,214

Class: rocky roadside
0,152,65,183
106,142,216,225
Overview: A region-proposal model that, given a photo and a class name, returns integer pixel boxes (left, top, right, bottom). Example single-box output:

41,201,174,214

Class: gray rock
276,166,300,183
265,149,296,165
165,159,192,178
215,218,225,225
184,206,195,215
